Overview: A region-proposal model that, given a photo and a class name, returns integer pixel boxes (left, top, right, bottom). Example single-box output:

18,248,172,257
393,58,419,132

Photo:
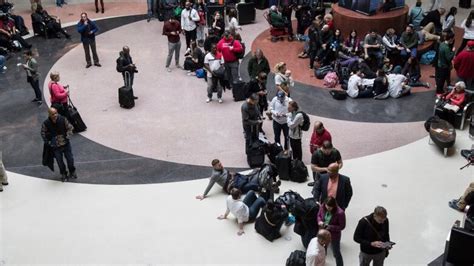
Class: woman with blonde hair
48,71,69,118
274,62,293,96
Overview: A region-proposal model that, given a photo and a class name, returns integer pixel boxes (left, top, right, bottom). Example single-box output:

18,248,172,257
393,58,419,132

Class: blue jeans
242,190,266,221
400,48,417,59
331,237,344,266
273,121,289,150
147,0,155,18
53,142,76,175
367,50,383,67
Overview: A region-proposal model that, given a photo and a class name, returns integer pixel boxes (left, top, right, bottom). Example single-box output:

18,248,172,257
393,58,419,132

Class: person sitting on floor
399,24,419,61
347,68,375,99
372,69,389,99
0,12,31,50
401,57,430,88
184,40,205,73
217,188,266,236
32,4,71,39
196,159,228,200
387,67,412,98
449,182,474,212
363,29,384,68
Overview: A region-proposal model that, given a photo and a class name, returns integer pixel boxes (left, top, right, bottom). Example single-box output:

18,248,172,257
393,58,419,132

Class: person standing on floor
241,94,262,148
116,46,138,99
48,72,69,119
163,16,182,72
306,229,332,266
147,0,155,22
317,197,346,266
77,13,101,68
95,0,104,13
0,152,8,192
181,1,200,50
217,30,243,90
453,41,474,91
270,91,291,150
247,49,270,80
354,206,392,266
204,44,224,103
287,100,304,161
435,31,455,95
456,11,474,56
21,50,42,105
41,108,77,182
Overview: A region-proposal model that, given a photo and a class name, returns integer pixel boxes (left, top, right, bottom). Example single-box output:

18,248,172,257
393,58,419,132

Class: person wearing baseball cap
453,40,474,91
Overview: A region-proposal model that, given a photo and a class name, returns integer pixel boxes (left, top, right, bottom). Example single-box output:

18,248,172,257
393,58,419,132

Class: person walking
21,50,42,105
41,108,77,182
163,16,182,72
180,1,200,49
77,12,101,68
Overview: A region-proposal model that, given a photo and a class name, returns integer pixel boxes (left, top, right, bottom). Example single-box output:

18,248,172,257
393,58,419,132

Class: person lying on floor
196,159,228,200
217,188,266,236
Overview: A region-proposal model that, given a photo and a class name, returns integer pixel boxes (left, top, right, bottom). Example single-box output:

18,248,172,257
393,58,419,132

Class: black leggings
95,0,104,11
184,29,197,49
456,38,473,56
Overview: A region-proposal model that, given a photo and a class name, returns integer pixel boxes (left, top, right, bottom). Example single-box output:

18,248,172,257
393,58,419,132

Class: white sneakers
206,98,223,103
166,67,171,72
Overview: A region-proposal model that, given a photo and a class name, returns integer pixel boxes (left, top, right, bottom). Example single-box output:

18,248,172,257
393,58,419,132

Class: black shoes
307,182,315,187
86,64,92,68
96,8,99,13
61,174,68,182
69,172,77,179
133,96,138,100
31,98,40,102
94,63,102,67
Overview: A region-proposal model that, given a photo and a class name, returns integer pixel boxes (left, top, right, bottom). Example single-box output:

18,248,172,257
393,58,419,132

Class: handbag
364,217,390,257
213,65,225,79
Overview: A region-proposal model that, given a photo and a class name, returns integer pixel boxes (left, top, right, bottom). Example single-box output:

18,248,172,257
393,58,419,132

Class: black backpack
297,111,311,131
290,159,308,183
255,200,289,241
276,190,305,213
286,250,306,266
315,65,333,79
232,40,245,59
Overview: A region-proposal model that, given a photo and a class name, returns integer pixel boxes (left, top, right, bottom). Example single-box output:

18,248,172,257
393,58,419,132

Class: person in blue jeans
147,0,155,22
218,188,266,236
0,55,6,73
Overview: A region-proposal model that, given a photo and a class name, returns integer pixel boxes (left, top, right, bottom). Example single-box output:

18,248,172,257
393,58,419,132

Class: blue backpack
195,68,205,78
420,50,436,65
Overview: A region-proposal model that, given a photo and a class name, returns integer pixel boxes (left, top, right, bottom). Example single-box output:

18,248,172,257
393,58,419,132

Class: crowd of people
0,1,472,265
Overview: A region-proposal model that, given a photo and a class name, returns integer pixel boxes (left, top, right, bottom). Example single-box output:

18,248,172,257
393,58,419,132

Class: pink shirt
327,175,339,198
49,81,68,104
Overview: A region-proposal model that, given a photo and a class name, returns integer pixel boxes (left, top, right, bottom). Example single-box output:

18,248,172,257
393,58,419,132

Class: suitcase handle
124,71,131,87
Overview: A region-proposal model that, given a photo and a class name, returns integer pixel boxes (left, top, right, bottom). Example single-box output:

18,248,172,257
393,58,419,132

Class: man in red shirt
310,121,332,154
162,16,182,72
454,41,474,92
217,30,243,90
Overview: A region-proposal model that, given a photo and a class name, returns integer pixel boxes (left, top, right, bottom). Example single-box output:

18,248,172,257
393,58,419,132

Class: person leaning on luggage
77,12,101,68
217,188,266,236
287,101,304,161
0,152,9,192
195,159,229,200
41,107,77,182
241,93,263,148
353,206,392,266
48,71,70,119
116,46,138,99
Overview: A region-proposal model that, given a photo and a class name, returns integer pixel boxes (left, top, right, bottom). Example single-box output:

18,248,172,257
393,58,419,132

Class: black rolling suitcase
290,159,308,183
267,142,283,164
67,97,87,133
247,140,265,168
232,80,248,101
275,151,291,180
119,71,135,109
459,0,471,8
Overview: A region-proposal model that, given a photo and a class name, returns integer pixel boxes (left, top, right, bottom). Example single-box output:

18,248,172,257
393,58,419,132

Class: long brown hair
466,10,474,28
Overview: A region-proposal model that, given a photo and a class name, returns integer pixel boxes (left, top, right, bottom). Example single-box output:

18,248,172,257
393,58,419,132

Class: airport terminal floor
0,0,473,265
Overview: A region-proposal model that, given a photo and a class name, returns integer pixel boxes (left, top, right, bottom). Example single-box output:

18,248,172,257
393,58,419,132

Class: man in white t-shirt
181,1,200,49
347,70,375,98
204,44,225,103
217,188,266,236
387,73,411,98
306,229,332,266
